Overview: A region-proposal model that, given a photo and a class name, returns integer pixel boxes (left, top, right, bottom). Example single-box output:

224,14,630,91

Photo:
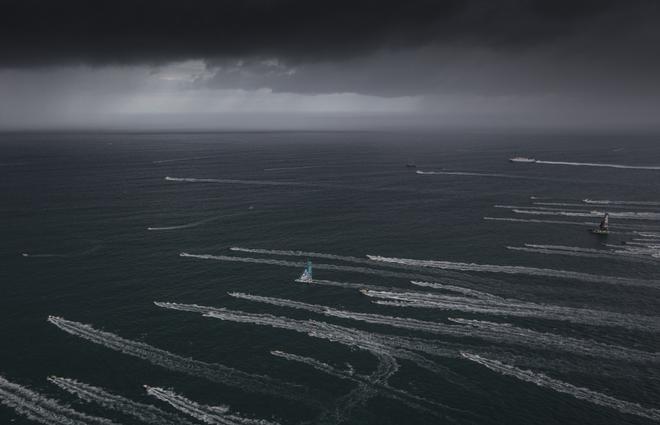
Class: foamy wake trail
410,281,502,300
48,377,193,425
537,201,659,210
270,351,450,417
507,246,609,259
47,316,302,400
0,375,118,425
165,176,314,188
367,255,657,288
484,216,601,227
180,252,478,286
534,160,660,171
228,247,483,284
154,302,458,375
148,213,244,231
298,278,392,291
535,202,588,207
526,244,613,254
230,293,659,363
462,353,660,422
629,239,660,244
584,199,660,206
20,245,103,258
316,352,400,424
513,208,660,221
145,386,278,425
230,247,366,264
449,318,660,363
228,292,472,337
271,350,357,381
484,216,654,232
636,231,660,238
494,205,659,223
508,244,660,263
300,279,494,295
166,175,450,196
416,170,546,181
496,204,597,212
362,290,660,333
496,205,660,221
507,246,658,264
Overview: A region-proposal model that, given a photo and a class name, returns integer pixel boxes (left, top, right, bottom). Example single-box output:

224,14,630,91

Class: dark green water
1,131,659,424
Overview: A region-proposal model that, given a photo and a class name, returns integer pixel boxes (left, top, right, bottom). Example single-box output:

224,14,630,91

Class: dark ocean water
1,131,660,425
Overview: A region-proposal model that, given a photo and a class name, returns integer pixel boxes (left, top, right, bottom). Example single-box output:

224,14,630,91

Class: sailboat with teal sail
297,260,313,283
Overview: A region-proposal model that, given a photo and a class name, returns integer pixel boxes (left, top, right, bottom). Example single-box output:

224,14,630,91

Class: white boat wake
317,352,400,424
154,301,461,376
165,176,316,187
366,255,657,288
230,247,366,264
294,277,393,291
584,199,660,206
450,318,660,363
145,386,279,425
270,350,455,418
48,376,194,425
361,289,660,332
417,170,538,180
508,243,660,263
47,316,303,400
536,201,660,210
229,246,476,282
410,281,502,300
230,292,659,362
462,353,660,422
534,160,660,171
20,245,103,258
512,208,660,221
484,216,658,232
0,374,118,425
180,252,474,286
484,216,602,227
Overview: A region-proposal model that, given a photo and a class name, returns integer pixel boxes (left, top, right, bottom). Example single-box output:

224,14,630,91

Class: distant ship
591,213,609,235
297,260,313,283
509,157,536,163
405,160,417,168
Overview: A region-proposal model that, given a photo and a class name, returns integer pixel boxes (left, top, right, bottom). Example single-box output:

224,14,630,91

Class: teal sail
298,260,313,282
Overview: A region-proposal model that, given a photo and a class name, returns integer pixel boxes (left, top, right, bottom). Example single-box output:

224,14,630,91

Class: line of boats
400,156,615,245
509,157,610,234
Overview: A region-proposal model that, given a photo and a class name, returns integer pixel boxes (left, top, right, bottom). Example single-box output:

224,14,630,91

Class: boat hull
509,159,536,163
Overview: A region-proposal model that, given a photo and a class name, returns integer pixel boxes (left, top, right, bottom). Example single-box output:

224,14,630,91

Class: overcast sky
1,0,659,130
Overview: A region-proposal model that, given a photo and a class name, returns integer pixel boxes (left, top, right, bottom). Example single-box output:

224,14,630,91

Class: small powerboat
509,157,536,163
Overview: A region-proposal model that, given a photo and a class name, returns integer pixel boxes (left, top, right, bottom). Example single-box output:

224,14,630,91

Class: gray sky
1,0,658,131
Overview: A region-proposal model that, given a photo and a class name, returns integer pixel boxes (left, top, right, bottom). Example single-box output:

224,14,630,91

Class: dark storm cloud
1,0,655,66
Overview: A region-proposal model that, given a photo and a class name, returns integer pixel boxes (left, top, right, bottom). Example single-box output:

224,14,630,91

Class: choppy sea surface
1,131,660,425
